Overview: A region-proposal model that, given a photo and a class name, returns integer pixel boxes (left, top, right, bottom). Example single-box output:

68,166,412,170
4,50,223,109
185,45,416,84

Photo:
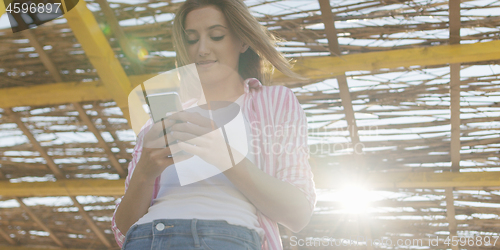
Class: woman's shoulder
245,78,292,96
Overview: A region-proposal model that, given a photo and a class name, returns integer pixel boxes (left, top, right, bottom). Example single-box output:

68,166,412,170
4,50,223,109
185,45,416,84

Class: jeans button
156,223,165,231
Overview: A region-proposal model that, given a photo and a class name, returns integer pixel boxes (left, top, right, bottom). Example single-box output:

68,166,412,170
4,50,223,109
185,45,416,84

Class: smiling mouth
196,60,217,67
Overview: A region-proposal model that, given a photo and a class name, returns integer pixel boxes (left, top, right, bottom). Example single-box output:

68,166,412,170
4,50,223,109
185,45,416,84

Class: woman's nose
197,37,211,56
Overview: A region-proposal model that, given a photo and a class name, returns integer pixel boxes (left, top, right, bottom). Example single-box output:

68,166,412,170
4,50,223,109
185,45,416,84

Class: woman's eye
212,36,224,41
187,39,198,44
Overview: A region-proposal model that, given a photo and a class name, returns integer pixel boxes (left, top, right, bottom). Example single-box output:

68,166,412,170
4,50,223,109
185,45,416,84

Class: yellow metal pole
0,179,125,197
273,39,500,81
63,0,134,127
2,40,500,108
0,74,158,108
449,0,461,173
2,171,500,197
0,0,5,18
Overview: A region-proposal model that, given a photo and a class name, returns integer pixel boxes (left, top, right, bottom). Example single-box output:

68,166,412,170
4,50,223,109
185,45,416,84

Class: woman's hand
134,118,193,182
167,111,243,172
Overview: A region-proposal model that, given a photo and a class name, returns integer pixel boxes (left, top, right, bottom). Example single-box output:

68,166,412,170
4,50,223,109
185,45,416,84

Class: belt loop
191,219,200,247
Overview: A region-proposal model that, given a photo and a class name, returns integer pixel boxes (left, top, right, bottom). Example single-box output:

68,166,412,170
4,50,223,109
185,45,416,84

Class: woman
111,0,316,249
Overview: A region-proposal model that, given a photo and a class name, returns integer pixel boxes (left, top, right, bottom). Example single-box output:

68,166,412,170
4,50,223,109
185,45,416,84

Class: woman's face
184,5,248,84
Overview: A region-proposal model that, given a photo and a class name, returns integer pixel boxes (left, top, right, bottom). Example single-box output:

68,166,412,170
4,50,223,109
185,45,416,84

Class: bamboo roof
0,0,500,249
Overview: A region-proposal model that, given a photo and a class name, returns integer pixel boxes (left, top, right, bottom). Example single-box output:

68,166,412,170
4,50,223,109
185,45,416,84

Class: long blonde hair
172,0,306,85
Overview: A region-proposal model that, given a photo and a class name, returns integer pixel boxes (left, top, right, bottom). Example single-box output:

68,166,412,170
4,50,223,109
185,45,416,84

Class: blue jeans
122,219,262,250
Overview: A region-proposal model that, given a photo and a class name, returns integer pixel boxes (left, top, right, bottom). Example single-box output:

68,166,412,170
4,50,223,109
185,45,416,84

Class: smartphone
146,92,182,123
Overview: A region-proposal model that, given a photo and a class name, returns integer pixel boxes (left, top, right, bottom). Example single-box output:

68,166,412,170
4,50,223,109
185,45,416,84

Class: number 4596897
5,2,61,14
443,236,499,246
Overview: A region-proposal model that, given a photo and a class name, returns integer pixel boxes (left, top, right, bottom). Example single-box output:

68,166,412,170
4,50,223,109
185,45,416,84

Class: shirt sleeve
272,86,317,214
111,119,153,248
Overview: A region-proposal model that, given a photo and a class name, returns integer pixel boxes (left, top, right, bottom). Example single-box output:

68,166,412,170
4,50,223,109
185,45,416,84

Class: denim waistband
123,219,261,249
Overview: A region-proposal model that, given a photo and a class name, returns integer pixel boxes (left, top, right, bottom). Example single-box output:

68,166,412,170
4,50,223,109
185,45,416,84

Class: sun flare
331,184,373,213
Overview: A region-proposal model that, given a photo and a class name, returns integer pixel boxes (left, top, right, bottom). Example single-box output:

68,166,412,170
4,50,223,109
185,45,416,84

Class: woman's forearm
114,169,155,236
224,157,312,232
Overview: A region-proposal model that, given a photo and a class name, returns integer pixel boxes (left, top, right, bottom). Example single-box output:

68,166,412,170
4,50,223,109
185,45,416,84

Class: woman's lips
196,60,217,68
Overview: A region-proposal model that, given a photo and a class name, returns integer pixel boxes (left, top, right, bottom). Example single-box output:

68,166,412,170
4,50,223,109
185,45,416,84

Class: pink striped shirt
111,78,317,250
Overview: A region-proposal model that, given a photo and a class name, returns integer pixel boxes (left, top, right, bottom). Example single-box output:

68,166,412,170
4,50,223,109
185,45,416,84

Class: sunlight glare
334,184,373,214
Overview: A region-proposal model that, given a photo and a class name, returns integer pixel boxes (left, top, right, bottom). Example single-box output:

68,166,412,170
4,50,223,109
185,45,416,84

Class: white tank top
135,94,265,241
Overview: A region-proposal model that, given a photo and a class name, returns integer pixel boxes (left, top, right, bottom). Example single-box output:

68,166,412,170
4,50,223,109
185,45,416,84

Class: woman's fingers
170,122,211,137
144,119,177,142
177,141,203,156
171,131,210,147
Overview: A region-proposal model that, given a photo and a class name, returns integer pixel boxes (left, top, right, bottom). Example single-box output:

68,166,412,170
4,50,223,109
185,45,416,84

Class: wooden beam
449,0,461,45
0,179,125,197
23,30,63,82
0,0,6,19
445,188,459,250
14,197,65,247
68,196,112,248
98,110,128,159
3,171,500,197
446,5,461,248
64,0,134,127
0,74,157,108
318,0,341,57
336,75,360,147
450,66,461,172
318,0,364,172
3,108,65,179
315,170,500,189
72,102,126,178
1,39,499,108
318,0,360,144
272,39,500,81
449,0,461,172
0,227,16,245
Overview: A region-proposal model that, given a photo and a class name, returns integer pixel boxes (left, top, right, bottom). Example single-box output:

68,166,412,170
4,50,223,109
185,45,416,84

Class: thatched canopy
0,0,499,249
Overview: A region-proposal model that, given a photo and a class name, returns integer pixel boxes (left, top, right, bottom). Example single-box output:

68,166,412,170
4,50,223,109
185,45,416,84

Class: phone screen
146,92,182,123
